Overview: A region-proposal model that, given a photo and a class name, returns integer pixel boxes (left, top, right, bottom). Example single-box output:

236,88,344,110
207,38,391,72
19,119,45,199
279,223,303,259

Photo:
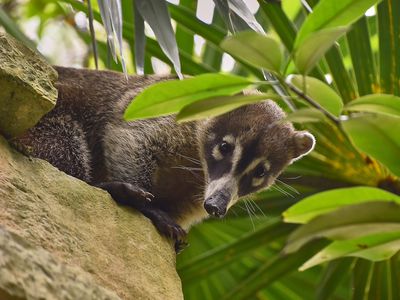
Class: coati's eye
254,164,266,178
219,142,233,155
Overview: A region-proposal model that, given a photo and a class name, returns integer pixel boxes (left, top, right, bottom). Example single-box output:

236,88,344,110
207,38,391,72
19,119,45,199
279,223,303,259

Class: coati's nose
204,192,229,218
204,201,226,217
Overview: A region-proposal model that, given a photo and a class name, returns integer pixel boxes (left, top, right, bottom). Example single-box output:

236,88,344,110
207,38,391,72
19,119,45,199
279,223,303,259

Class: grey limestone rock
0,32,57,137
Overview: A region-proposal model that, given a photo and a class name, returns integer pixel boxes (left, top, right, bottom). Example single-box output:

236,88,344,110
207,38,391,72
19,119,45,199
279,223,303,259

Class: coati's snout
204,189,230,218
199,101,316,218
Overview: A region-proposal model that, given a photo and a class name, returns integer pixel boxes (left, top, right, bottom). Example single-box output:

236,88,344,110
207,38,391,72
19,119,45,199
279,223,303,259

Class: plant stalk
286,81,340,124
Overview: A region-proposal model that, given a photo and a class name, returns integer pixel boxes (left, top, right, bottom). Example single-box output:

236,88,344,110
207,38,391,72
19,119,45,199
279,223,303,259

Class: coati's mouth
203,189,231,218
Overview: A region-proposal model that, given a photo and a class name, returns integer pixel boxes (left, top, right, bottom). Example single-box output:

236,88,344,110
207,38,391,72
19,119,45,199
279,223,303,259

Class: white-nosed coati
11,66,315,251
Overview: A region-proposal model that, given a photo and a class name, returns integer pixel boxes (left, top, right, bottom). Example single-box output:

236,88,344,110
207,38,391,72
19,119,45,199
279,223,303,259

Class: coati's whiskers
244,200,256,231
280,175,302,180
276,184,295,198
176,153,201,165
230,207,239,217
248,199,266,217
275,181,297,198
172,165,203,181
276,179,299,195
245,199,259,219
237,203,249,212
172,166,203,171
271,184,294,198
192,191,205,203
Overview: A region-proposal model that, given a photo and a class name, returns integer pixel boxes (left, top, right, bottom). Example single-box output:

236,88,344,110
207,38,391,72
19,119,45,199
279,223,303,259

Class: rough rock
0,226,121,300
0,32,57,137
0,136,183,300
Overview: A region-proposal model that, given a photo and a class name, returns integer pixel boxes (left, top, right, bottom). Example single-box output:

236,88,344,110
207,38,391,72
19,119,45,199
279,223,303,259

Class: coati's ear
291,131,315,162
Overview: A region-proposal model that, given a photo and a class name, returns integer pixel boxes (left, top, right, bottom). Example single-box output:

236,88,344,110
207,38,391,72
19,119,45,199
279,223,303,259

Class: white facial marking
242,158,270,175
223,134,235,144
251,177,264,187
231,139,242,169
211,134,237,161
205,137,242,204
251,161,271,187
205,175,237,200
212,145,223,160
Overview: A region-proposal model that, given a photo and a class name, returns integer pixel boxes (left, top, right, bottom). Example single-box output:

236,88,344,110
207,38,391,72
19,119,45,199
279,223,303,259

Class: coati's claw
138,189,154,202
96,181,153,208
175,240,189,253
145,209,187,251
160,220,187,242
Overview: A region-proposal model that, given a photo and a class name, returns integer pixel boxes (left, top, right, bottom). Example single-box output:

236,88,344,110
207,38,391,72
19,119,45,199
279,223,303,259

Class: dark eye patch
235,139,259,175
254,164,267,178
219,142,233,155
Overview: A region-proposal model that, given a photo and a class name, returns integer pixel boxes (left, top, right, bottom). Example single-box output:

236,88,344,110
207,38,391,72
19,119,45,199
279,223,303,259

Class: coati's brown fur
11,67,315,250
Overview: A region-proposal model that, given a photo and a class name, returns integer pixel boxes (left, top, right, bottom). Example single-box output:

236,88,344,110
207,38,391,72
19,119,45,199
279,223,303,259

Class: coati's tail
11,114,92,182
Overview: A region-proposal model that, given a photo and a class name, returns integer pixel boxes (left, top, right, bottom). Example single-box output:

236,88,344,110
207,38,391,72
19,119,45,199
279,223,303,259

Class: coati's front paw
175,240,189,253
148,210,188,252
96,181,154,209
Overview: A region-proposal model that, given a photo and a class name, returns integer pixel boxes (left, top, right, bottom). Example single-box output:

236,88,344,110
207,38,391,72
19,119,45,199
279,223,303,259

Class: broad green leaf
294,27,349,74
221,31,282,73
124,74,254,120
301,231,400,270
257,0,296,51
285,201,400,254
176,94,276,122
284,187,400,224
285,108,327,124
258,1,327,82
295,0,383,48
345,94,400,118
342,114,400,177
302,0,357,102
287,75,343,116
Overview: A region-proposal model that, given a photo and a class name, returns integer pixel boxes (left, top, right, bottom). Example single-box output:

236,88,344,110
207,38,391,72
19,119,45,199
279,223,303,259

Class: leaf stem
285,81,340,124
263,70,297,112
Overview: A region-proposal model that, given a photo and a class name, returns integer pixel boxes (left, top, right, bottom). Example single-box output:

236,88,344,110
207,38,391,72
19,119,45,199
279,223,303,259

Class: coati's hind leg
96,181,187,252
11,115,92,182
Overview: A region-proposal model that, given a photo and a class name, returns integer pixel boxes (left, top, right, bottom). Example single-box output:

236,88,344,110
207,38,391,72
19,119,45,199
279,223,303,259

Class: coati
11,66,315,250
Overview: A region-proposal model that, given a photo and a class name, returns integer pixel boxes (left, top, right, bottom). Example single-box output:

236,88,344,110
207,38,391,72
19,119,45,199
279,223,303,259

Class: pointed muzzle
204,189,231,218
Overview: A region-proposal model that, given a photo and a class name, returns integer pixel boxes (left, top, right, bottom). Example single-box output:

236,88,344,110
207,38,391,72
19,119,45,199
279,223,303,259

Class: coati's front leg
140,207,188,252
96,181,187,251
96,182,154,207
